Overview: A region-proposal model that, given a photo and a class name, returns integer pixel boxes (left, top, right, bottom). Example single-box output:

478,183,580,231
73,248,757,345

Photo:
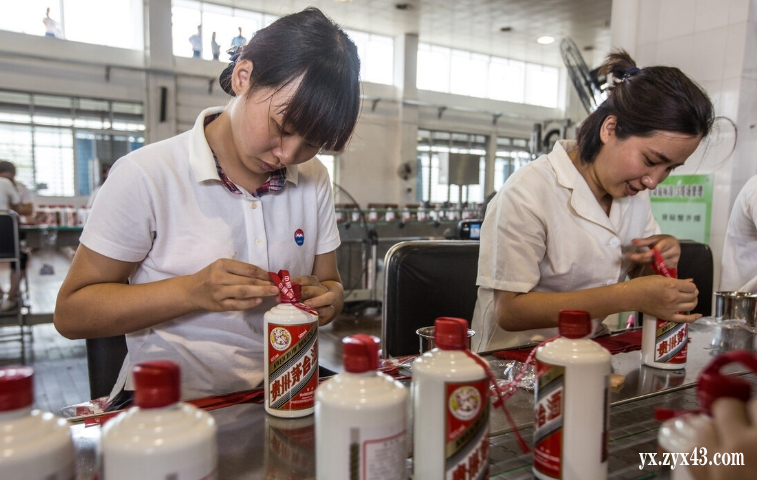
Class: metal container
416,326,475,354
714,291,757,327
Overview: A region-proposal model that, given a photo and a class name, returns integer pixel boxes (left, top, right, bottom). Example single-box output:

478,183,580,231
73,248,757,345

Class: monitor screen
469,223,481,240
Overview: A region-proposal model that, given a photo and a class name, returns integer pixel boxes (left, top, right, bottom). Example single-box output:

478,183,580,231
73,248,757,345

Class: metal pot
714,291,757,327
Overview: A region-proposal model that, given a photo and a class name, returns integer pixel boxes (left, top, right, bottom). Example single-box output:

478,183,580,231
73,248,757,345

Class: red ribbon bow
268,269,318,317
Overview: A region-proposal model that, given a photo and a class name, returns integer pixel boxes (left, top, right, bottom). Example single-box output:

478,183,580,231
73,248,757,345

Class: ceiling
234,0,613,68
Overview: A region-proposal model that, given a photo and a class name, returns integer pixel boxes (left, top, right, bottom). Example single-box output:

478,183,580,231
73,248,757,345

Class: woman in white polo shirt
472,50,718,352
53,7,360,403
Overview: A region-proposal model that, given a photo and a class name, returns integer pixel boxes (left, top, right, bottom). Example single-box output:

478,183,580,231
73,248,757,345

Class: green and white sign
649,174,713,244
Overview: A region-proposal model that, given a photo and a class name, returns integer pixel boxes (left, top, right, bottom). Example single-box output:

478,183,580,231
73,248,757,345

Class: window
171,3,395,86
416,129,487,205
417,43,559,108
0,91,144,197
171,1,278,61
316,153,336,184
0,0,144,50
493,137,530,191
343,30,394,85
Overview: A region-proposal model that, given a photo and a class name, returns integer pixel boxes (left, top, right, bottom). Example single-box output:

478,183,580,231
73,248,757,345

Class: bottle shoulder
536,337,612,365
316,372,407,406
412,349,487,379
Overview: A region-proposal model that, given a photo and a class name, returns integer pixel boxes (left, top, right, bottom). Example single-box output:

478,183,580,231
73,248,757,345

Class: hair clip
226,46,242,63
622,67,640,80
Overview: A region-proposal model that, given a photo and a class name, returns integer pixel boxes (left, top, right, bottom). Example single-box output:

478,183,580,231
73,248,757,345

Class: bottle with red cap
264,276,319,418
641,266,689,370
657,350,757,480
100,360,217,480
533,310,611,480
315,334,407,480
0,366,75,480
411,317,489,479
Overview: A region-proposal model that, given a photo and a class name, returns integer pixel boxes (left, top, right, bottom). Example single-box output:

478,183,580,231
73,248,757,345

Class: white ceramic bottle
412,317,489,479
315,334,407,480
533,310,611,480
657,350,757,480
100,361,218,480
0,366,75,480
641,267,688,370
264,279,319,418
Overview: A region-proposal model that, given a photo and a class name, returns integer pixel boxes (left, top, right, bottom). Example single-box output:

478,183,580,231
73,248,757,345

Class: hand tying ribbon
268,269,318,317
651,248,677,279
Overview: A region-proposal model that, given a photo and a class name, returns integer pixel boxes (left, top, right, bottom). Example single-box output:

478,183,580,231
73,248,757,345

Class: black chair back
86,335,128,399
678,240,714,316
381,240,480,358
0,210,20,260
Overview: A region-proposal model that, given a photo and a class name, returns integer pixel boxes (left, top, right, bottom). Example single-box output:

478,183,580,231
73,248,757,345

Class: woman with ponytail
54,8,360,404
472,50,723,352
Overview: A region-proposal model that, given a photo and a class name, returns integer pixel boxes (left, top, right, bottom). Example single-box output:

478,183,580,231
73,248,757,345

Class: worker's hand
625,275,701,323
288,274,339,326
690,398,757,480
627,234,681,268
188,259,278,312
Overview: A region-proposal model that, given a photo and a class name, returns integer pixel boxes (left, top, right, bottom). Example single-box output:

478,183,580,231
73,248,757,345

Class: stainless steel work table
67,321,756,479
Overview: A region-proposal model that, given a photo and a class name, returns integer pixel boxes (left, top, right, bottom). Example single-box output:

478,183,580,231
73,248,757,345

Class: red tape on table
268,269,318,316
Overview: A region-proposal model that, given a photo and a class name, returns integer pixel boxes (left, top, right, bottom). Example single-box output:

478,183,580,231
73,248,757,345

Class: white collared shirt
721,174,757,292
471,140,659,351
81,107,340,399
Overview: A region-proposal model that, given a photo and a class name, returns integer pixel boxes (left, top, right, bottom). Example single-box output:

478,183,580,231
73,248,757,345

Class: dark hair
219,7,360,152
0,160,15,176
575,50,714,163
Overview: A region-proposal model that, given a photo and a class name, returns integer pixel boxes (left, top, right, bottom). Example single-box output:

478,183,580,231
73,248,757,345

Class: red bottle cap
697,350,757,414
343,334,380,373
698,373,751,412
558,310,592,339
434,317,469,350
133,361,181,409
0,366,34,411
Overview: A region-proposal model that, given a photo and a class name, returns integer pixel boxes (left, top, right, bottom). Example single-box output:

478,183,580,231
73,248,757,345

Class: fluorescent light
537,36,555,45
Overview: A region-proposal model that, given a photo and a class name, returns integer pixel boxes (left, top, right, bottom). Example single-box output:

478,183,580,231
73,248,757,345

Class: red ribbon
651,248,674,278
268,269,318,317
462,348,533,454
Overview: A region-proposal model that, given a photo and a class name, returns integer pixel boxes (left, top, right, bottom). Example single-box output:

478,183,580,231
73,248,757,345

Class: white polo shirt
721,174,757,292
81,106,341,400
0,177,20,210
471,140,659,352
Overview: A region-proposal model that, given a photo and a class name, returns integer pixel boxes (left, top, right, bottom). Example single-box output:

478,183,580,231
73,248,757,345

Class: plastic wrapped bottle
533,310,611,480
657,350,757,480
316,334,407,480
417,205,427,222
100,361,218,480
401,206,411,222
0,366,75,480
641,267,688,370
412,317,489,479
265,272,319,418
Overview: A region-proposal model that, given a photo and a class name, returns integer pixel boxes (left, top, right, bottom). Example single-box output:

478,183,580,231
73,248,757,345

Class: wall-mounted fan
396,161,416,181
560,38,606,114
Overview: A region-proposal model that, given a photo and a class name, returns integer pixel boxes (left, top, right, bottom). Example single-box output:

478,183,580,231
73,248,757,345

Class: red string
462,349,531,453
268,269,318,316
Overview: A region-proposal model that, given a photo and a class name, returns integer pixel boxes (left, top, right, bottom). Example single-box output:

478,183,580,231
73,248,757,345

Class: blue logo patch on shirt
294,229,305,246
